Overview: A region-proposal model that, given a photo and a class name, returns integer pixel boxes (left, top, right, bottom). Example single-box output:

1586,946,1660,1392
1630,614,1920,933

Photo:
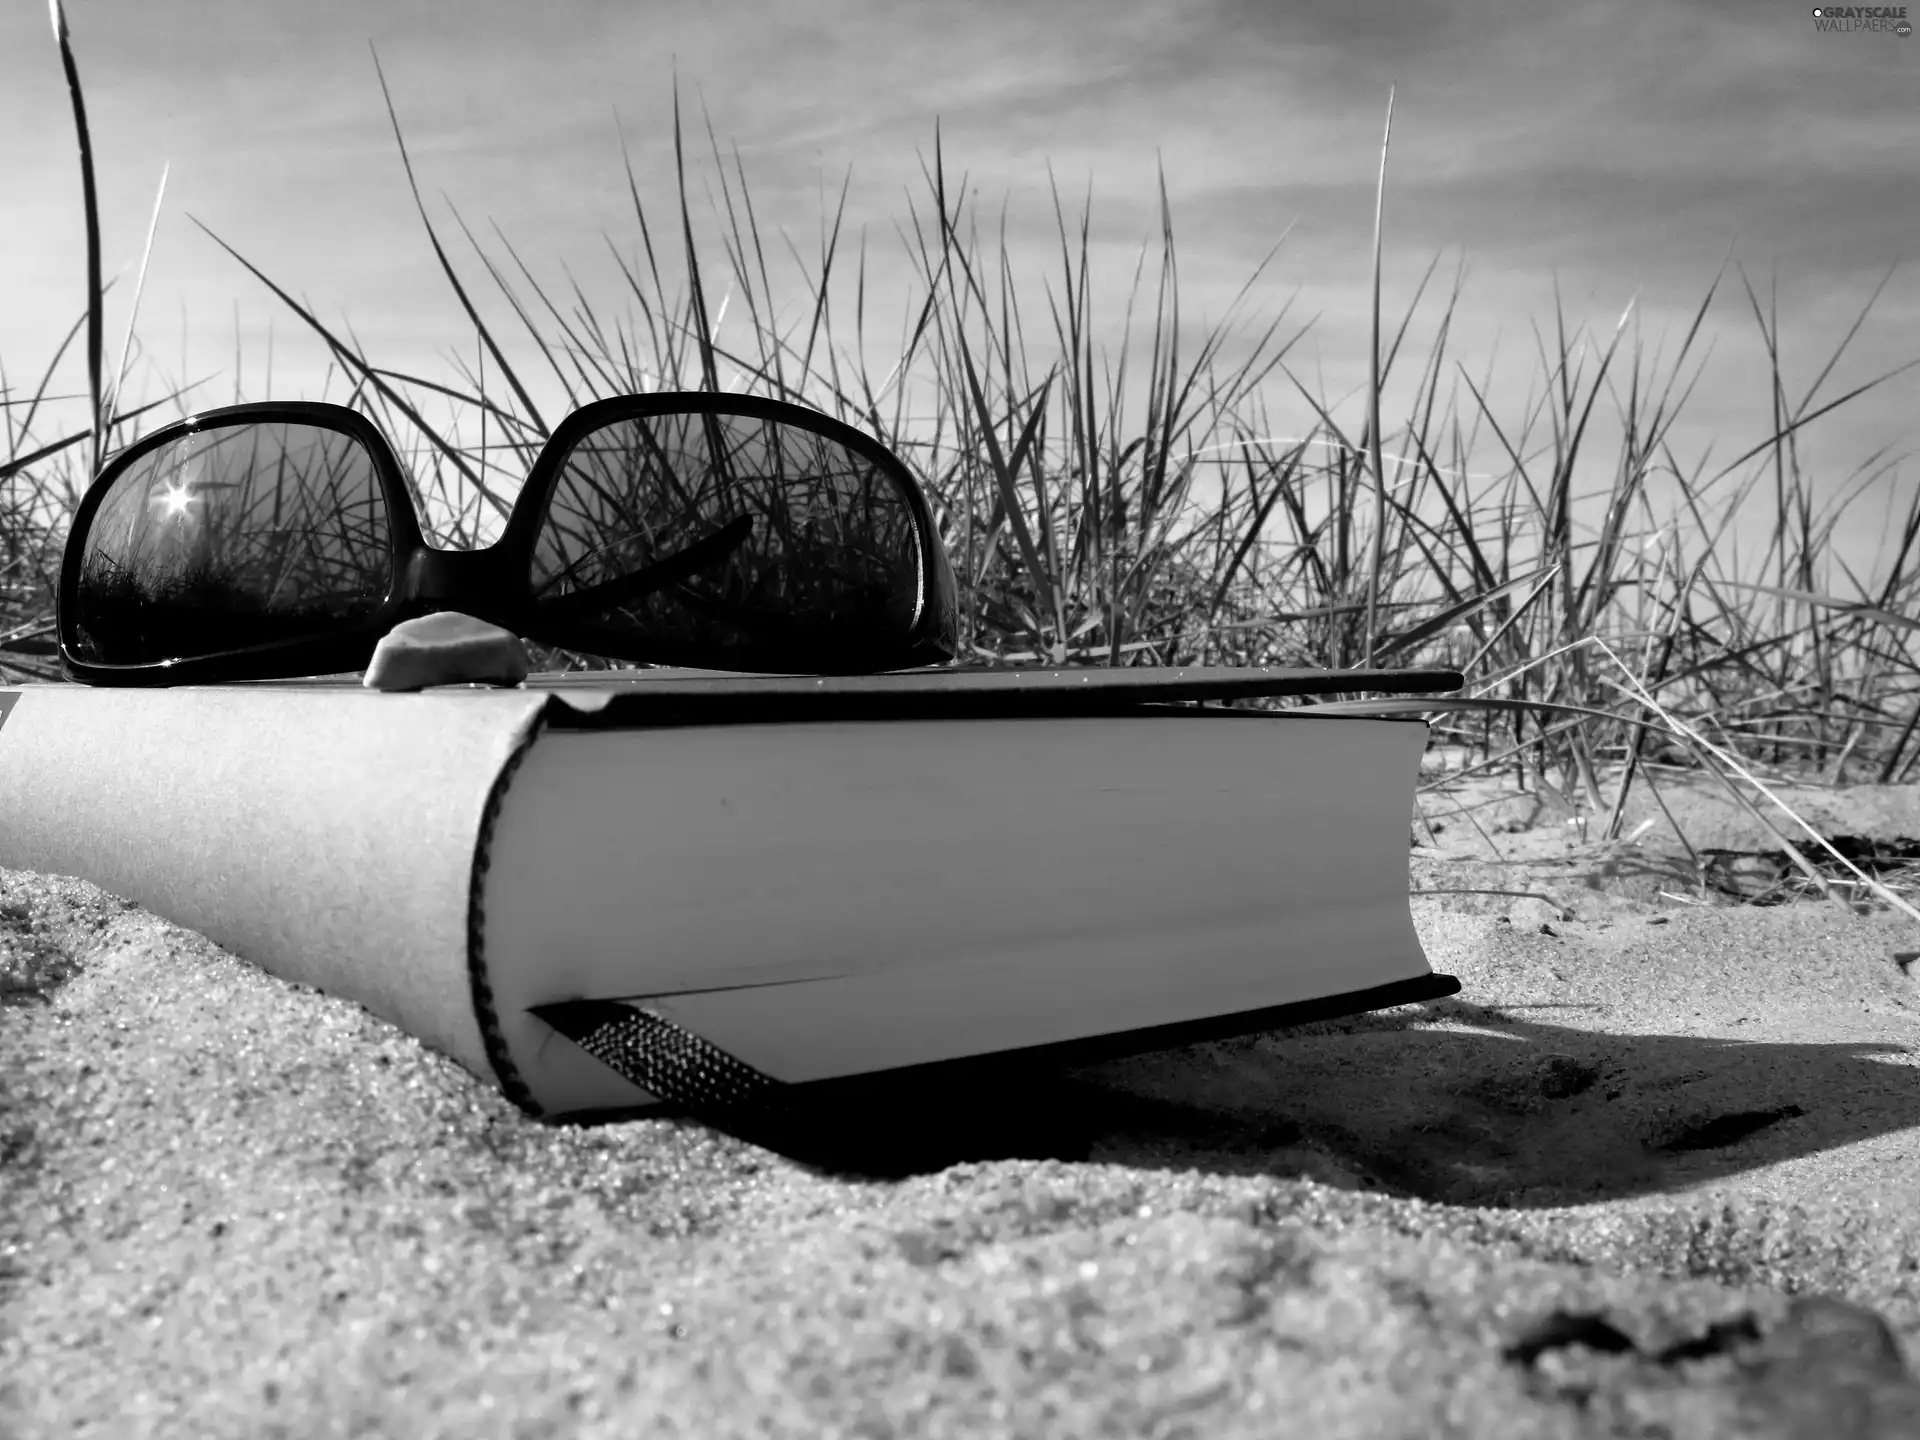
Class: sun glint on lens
148,478,199,522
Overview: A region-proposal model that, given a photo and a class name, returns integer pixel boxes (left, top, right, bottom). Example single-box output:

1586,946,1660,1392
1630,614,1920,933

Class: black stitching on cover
467,727,543,1117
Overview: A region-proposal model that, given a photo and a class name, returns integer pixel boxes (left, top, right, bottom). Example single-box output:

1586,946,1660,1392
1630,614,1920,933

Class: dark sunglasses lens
69,421,392,665
528,412,923,661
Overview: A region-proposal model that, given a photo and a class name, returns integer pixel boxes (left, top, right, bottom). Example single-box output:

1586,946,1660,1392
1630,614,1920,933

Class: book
0,664,1462,1122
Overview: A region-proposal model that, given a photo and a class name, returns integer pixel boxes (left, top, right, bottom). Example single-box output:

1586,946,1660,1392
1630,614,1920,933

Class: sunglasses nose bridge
400,545,522,628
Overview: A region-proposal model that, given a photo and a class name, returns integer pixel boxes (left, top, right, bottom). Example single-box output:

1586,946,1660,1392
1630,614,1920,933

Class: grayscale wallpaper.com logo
1810,5,1913,33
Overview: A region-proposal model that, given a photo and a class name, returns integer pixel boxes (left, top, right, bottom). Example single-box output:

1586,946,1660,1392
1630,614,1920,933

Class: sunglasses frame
57,393,961,686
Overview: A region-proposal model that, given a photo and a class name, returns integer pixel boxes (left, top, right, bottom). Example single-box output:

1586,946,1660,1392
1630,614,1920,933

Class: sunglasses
57,393,961,686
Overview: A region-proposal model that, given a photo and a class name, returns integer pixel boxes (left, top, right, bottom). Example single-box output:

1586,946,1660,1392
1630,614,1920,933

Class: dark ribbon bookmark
528,998,1081,1174
529,998,798,1127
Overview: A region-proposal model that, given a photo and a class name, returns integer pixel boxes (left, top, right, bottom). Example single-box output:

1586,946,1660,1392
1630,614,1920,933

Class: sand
4,762,1920,1438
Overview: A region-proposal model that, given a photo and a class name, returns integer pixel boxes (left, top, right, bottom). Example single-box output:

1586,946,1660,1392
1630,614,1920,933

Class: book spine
0,683,548,1091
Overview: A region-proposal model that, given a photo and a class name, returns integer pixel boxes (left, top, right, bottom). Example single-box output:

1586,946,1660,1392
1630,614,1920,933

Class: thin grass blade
48,0,105,473
105,161,170,434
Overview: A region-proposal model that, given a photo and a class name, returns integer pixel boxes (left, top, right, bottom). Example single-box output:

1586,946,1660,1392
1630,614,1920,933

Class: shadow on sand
607,994,1920,1204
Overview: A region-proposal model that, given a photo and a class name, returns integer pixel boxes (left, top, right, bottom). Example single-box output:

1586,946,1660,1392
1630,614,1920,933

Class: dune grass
6,3,1919,916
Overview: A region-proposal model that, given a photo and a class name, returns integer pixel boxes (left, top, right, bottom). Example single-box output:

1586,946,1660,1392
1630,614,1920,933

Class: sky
4,0,1916,589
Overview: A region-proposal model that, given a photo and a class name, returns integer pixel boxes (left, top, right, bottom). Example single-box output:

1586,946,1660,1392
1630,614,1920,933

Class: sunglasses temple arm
534,514,754,622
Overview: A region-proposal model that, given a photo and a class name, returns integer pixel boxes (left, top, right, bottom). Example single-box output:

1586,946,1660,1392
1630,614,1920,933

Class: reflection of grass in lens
65,421,394,666
532,421,918,658
542,521,905,643
72,548,383,665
